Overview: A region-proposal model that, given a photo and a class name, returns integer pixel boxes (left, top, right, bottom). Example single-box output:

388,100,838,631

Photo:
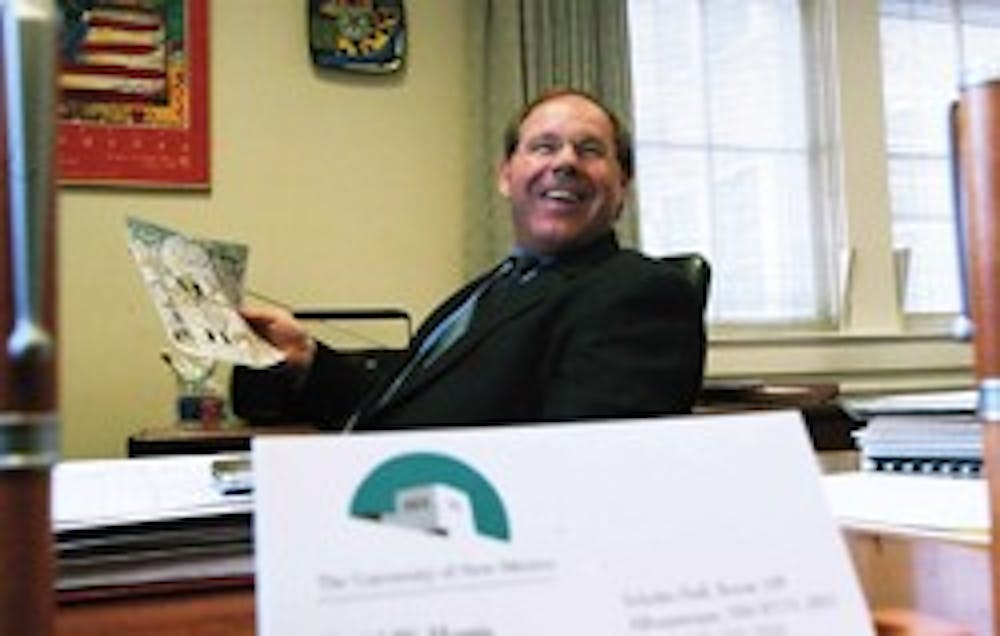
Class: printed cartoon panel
125,217,282,367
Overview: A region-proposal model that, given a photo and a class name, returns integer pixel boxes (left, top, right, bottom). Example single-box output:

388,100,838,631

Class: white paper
254,411,874,635
53,455,252,531
822,471,988,539
840,390,976,417
125,216,283,368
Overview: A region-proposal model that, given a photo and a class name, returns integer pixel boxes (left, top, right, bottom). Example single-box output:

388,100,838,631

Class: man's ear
613,177,631,220
497,160,512,197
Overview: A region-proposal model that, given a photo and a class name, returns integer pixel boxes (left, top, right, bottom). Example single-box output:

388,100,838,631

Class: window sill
705,325,973,395
709,326,962,347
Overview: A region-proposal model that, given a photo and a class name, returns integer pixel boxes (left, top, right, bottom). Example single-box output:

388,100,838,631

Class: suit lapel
383,269,560,404
359,232,622,422
348,275,487,421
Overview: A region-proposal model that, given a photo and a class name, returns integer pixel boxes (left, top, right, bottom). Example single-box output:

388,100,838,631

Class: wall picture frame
308,0,406,74
56,0,210,189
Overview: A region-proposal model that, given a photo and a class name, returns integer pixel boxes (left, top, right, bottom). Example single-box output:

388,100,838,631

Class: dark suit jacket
287,232,706,431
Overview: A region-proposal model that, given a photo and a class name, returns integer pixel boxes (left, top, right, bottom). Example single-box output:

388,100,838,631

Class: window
879,0,1000,315
628,0,838,326
626,1,976,391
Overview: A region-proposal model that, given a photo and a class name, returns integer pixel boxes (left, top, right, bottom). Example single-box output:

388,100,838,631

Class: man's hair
502,88,634,180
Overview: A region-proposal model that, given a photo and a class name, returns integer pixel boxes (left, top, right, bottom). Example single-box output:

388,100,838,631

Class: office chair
669,257,853,450
661,253,711,312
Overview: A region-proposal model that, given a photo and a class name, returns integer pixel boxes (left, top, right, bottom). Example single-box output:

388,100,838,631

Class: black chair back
661,253,711,311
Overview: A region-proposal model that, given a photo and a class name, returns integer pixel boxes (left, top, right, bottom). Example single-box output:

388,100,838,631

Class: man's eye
529,141,559,154
577,142,606,157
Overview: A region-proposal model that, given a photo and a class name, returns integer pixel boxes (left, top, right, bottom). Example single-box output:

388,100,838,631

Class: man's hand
240,305,317,370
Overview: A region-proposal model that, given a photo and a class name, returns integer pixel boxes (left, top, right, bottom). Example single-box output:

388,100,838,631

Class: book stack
53,454,254,591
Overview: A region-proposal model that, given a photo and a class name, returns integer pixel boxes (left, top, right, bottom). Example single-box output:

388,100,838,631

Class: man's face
498,95,629,256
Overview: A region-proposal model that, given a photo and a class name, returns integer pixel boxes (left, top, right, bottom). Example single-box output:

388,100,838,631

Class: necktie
370,255,535,411
472,254,540,324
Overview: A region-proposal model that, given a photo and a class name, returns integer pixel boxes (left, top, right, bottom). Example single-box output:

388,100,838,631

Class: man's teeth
544,190,581,202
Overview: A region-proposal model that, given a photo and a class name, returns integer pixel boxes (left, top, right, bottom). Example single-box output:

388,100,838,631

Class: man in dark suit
240,89,705,431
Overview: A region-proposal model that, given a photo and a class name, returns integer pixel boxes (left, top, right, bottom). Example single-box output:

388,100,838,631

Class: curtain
464,0,638,276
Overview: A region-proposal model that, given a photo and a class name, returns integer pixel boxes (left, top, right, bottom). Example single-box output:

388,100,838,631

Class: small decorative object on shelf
308,0,406,73
161,348,226,428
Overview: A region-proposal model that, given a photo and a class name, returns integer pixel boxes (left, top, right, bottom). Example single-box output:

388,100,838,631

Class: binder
853,414,983,478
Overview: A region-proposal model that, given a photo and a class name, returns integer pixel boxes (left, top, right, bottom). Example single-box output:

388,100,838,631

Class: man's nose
552,145,580,175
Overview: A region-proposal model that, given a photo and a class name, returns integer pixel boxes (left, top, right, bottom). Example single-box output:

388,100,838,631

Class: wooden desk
54,526,983,636
134,389,859,459
57,577,255,636
117,417,973,636
845,525,990,635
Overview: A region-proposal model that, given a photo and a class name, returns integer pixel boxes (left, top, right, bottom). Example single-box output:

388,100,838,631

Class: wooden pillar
0,1,59,635
959,79,1000,636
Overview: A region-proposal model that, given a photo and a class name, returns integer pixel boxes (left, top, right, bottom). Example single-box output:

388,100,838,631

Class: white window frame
656,0,972,393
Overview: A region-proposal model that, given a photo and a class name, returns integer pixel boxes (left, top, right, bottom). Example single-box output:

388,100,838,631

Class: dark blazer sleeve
229,343,382,427
289,278,483,427
541,261,705,420
288,342,393,427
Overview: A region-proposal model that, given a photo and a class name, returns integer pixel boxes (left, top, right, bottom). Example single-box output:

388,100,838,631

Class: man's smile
541,188,583,203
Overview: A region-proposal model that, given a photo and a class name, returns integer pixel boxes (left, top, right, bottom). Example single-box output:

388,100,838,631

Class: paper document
53,454,252,531
840,390,976,418
53,455,254,592
254,411,874,635
126,216,283,367
822,472,988,540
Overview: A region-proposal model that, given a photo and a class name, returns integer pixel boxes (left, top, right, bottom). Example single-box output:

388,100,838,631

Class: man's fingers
239,305,285,327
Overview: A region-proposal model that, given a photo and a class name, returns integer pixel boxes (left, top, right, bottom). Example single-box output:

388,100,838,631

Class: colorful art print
309,0,406,73
56,0,209,188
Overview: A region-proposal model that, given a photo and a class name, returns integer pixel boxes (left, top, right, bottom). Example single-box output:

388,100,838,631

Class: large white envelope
254,410,873,635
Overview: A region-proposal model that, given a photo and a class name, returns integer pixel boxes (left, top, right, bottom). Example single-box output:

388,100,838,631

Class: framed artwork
308,0,406,73
56,0,210,189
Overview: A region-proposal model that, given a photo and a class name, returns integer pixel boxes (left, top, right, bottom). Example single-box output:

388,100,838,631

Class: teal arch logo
349,452,510,541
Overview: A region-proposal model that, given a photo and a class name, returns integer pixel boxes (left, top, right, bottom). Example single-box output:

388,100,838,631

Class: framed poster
56,0,209,189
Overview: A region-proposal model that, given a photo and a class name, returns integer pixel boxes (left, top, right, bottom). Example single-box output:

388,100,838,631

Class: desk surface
846,525,989,635
120,418,981,635
54,460,979,636
56,528,979,636
57,576,254,636
130,399,858,458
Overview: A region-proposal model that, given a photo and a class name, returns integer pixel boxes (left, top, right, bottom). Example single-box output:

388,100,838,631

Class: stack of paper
53,455,253,591
852,415,982,477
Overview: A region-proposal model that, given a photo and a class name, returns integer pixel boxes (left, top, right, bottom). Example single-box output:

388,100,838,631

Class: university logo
349,452,510,541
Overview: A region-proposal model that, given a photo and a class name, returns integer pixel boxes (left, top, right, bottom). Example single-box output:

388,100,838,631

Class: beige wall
58,0,473,458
